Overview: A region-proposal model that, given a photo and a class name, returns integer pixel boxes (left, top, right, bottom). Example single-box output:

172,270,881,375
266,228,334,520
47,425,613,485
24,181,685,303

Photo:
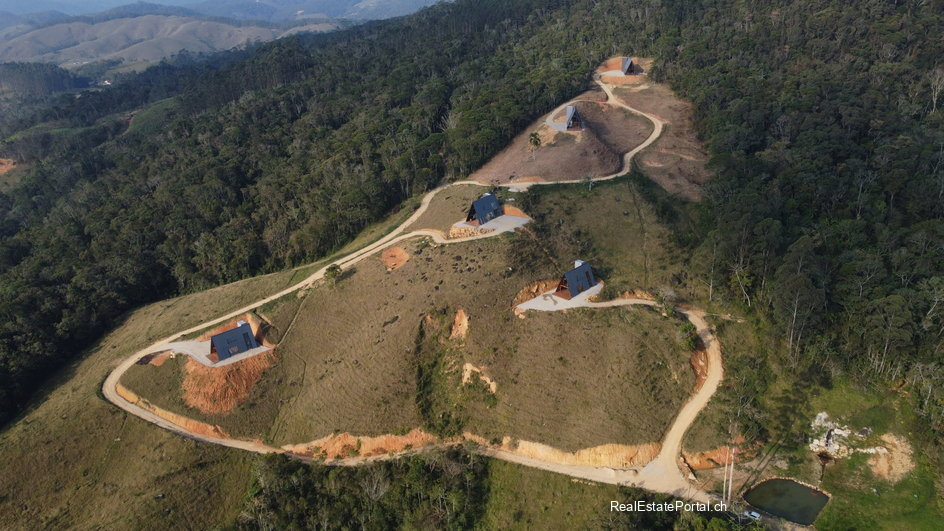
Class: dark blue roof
471,194,501,224
621,57,634,73
566,105,580,128
563,262,596,297
211,322,260,361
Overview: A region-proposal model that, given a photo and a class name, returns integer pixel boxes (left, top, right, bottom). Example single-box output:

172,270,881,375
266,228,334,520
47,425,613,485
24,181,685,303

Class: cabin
466,193,502,225
210,321,260,361
621,57,635,75
565,105,583,131
556,260,597,298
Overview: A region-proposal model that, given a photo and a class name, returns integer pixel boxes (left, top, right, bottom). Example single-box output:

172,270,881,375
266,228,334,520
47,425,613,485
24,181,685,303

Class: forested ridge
0,0,943,473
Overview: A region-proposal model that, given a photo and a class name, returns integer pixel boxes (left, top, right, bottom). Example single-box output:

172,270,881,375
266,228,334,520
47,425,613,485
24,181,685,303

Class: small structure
621,57,636,75
565,105,583,131
210,321,260,362
555,260,597,299
466,193,502,225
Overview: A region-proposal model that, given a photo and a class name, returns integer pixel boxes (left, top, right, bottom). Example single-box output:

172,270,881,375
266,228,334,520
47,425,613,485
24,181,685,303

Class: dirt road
102,76,719,504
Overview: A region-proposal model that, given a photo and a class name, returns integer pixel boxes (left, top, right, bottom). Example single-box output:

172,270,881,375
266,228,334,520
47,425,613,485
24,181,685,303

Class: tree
325,264,343,286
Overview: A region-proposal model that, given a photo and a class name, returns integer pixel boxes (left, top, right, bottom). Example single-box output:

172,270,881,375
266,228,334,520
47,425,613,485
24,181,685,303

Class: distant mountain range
0,8,339,72
0,0,444,20
0,1,444,75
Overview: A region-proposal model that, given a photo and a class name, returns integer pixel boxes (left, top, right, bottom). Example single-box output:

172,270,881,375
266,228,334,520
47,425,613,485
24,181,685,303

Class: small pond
743,478,830,525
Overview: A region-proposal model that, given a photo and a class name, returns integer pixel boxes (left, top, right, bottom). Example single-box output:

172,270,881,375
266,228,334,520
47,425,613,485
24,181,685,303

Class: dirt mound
0,158,15,175
116,383,230,439
620,289,657,301
462,363,497,393
380,246,410,271
683,436,751,470
450,309,469,340
513,279,559,306
869,434,915,482
447,225,493,239
181,350,277,414
596,57,626,73
502,205,529,218
281,428,440,460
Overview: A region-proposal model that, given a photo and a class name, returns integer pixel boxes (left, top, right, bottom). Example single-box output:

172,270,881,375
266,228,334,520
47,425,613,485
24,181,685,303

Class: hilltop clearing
120,178,696,454
613,84,709,200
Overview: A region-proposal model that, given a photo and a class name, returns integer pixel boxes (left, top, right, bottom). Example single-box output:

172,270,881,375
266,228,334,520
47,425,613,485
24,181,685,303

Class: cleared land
613,84,710,200
468,96,654,185
120,177,695,453
0,158,24,192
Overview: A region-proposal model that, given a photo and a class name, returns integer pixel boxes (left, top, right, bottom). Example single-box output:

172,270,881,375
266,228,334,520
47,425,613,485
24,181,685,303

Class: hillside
0,14,340,71
188,0,444,21
1,0,944,527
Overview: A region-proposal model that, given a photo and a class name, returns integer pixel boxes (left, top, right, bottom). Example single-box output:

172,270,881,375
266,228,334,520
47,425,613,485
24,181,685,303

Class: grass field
0,265,314,530
809,384,944,529
406,183,489,234
120,178,698,453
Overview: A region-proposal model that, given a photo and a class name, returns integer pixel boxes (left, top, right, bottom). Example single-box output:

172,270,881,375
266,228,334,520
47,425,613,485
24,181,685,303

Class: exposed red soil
619,289,657,301
683,435,752,470
182,313,277,414
282,428,441,460
690,349,708,391
0,158,15,175
464,432,660,468
182,350,277,415
449,308,469,340
149,351,173,367
380,246,410,271
116,383,230,439
512,279,560,306
502,205,529,218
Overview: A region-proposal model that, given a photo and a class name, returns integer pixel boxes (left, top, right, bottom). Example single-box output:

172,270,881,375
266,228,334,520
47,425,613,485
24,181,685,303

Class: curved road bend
102,77,718,503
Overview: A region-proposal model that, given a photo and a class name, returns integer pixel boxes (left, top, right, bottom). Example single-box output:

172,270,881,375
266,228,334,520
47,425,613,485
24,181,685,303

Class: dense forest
0,62,88,98
0,0,942,473
239,449,736,529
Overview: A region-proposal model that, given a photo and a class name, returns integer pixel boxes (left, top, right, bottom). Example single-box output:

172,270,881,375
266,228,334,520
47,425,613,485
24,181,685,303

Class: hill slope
0,14,340,69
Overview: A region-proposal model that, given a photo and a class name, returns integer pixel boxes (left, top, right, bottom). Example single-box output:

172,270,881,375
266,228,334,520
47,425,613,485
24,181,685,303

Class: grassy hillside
120,178,696,450
0,15,340,71
0,266,310,529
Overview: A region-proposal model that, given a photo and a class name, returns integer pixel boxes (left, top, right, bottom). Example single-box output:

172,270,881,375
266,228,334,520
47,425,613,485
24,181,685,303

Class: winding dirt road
102,76,719,503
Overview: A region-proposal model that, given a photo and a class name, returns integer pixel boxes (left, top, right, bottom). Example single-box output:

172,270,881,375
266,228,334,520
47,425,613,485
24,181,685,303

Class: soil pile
449,308,469,340
380,246,410,271
512,279,559,306
182,350,276,414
